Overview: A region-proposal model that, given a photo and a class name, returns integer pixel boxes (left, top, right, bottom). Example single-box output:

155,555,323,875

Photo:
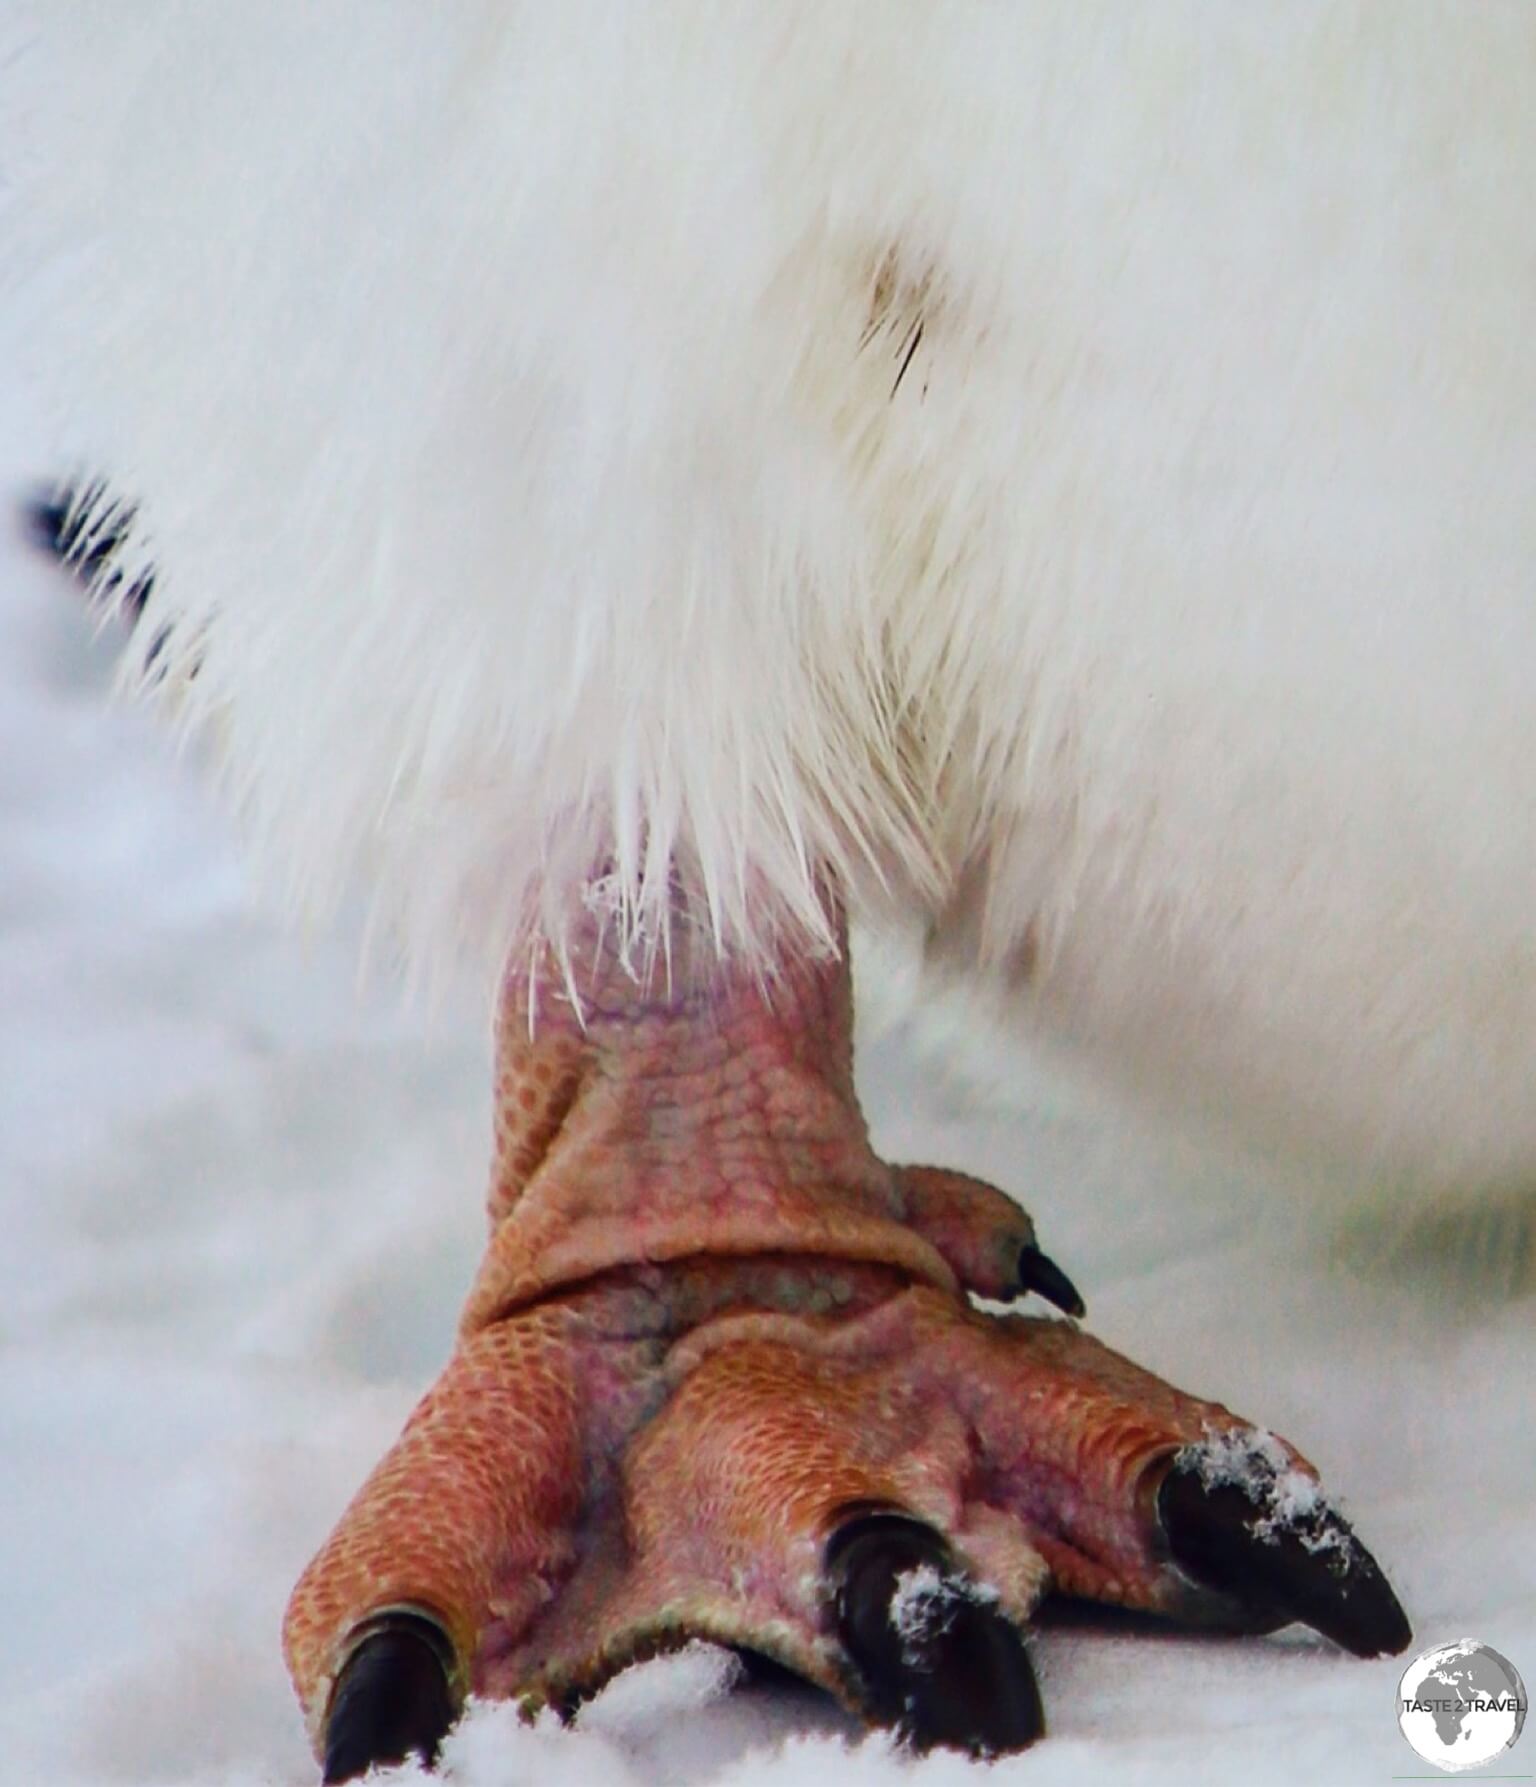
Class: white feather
4,2,1535,1196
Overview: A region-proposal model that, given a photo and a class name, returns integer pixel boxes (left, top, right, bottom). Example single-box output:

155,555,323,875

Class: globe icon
1399,1640,1527,1772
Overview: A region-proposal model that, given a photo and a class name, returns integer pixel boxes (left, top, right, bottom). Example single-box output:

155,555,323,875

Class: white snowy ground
1,378,1532,1787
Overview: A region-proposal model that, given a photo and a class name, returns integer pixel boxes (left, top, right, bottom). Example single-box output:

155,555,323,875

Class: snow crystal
1176,1426,1353,1565
888,1563,998,1668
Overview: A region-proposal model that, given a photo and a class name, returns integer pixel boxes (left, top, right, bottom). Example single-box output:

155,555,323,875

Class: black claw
1157,1456,1412,1659
826,1510,1044,1756
321,1611,460,1785
1016,1243,1085,1318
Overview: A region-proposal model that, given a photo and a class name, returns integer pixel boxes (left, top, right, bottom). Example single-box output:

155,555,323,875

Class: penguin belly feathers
6,3,1536,1199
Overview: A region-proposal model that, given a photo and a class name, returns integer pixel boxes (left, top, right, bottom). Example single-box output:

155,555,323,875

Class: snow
0,376,1532,1787
888,1566,998,1670
1172,1428,1345,1560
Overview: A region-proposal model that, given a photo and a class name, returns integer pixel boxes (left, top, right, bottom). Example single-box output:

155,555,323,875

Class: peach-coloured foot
284,911,1410,1781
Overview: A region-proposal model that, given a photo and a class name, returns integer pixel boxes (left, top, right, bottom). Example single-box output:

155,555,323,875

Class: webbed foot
284,906,1409,1774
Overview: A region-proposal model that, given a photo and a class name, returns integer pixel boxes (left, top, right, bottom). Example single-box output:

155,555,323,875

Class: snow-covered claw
827,1510,1045,1754
1155,1439,1412,1659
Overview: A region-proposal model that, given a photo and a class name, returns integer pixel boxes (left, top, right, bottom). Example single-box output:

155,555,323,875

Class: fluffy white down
3,3,1534,1193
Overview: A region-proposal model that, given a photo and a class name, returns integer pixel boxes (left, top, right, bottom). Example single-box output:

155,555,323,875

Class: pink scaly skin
283,902,1410,1780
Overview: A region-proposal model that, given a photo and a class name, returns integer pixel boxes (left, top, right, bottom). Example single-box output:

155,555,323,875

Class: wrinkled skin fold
284,910,1409,1780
